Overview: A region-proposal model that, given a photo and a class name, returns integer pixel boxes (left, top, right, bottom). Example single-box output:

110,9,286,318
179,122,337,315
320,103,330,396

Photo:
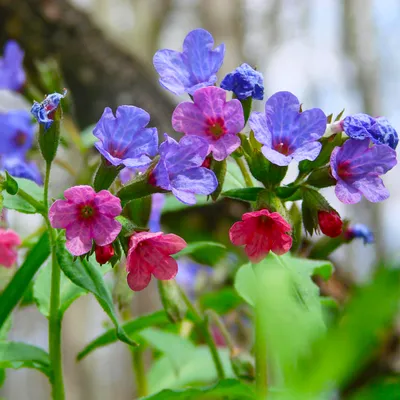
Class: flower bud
318,210,343,238
95,244,115,265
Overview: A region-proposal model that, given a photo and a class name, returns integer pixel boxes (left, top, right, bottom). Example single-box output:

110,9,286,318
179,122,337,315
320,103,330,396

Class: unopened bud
318,210,343,238
95,243,115,265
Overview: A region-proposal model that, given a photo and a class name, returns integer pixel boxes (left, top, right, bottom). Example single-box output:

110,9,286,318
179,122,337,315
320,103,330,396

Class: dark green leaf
56,238,137,348
0,341,51,377
0,233,49,330
222,187,264,201
3,172,18,195
210,159,227,201
77,311,168,360
349,376,400,400
142,379,256,400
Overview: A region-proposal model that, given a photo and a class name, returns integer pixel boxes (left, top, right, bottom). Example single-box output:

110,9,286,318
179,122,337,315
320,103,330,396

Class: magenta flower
49,185,122,256
172,86,244,161
126,232,187,291
330,139,397,204
0,228,21,268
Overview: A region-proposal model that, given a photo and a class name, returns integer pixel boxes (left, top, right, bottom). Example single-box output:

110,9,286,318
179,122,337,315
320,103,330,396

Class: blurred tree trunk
0,0,175,131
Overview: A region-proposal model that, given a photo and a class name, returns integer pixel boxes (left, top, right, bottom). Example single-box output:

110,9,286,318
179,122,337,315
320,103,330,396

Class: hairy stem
235,157,253,188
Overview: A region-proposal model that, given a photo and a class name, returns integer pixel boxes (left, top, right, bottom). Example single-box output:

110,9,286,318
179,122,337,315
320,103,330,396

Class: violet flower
153,28,225,96
330,138,397,204
93,105,158,169
345,224,374,244
31,90,67,130
343,113,398,150
172,86,244,161
151,134,218,205
0,40,25,91
2,157,43,185
249,91,326,166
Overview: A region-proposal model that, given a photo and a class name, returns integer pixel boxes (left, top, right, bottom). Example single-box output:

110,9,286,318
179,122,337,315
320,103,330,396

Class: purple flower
345,224,374,244
172,86,244,161
153,28,225,96
343,113,398,150
330,138,397,204
93,106,158,168
0,41,25,91
149,193,166,232
31,90,67,130
249,91,327,166
220,63,264,100
0,110,35,157
150,134,218,205
2,157,42,185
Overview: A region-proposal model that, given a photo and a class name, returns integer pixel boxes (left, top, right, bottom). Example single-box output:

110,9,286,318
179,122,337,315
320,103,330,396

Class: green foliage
3,172,18,195
0,342,51,378
56,237,137,348
175,241,227,265
222,187,264,201
0,233,49,330
223,160,248,191
211,158,227,201
77,311,169,360
349,377,400,400
199,288,244,315
142,379,256,400
162,195,211,212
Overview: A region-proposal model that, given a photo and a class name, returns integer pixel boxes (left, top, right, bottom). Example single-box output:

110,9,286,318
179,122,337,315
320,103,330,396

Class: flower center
205,117,227,139
274,141,291,156
337,161,352,179
80,204,95,219
14,131,27,147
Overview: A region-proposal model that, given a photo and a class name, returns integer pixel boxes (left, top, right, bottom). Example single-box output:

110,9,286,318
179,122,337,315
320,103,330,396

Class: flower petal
223,99,245,135
210,134,241,161
192,86,226,118
151,233,187,255
152,256,179,281
49,200,78,229
334,180,362,204
127,257,152,291
64,185,96,204
291,141,322,163
172,101,207,136
92,217,122,247
94,190,122,217
172,188,196,205
249,111,272,147
65,221,93,256
171,167,218,196
261,146,292,166
353,176,390,203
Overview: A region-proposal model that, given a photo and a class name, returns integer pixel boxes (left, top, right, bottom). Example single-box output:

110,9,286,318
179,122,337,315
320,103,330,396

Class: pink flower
172,86,245,161
229,209,292,263
0,228,21,268
49,185,122,256
126,231,187,291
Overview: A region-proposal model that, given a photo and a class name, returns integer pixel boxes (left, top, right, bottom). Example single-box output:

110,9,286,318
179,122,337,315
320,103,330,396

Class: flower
149,193,166,232
317,210,343,238
345,224,374,244
220,63,264,100
31,90,67,130
229,209,292,263
2,157,43,185
330,138,397,204
49,185,122,256
0,228,21,268
95,244,115,265
0,110,35,158
0,41,25,91
343,113,398,150
151,134,218,205
93,106,158,169
126,232,187,291
153,28,225,96
249,91,327,166
172,86,244,161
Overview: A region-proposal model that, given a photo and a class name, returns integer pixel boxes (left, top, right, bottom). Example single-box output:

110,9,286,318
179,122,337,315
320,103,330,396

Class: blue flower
343,113,398,150
31,90,67,130
151,134,218,205
0,110,35,158
2,157,43,185
93,105,158,168
249,91,327,166
220,63,264,100
0,41,25,91
345,224,374,244
153,28,225,96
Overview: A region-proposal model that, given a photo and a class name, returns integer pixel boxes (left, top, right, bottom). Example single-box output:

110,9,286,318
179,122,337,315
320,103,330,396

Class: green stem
132,348,148,397
44,163,65,400
205,309,235,354
179,287,225,380
17,188,45,214
235,158,253,188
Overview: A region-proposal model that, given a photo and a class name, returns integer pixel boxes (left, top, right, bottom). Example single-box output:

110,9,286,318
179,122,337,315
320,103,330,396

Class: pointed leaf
222,187,264,202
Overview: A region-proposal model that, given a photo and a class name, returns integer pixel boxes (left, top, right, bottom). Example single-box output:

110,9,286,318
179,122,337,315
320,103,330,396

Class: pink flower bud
95,244,115,265
318,210,343,238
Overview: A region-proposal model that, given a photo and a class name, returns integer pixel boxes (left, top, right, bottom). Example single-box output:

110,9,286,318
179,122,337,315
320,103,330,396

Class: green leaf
223,161,247,191
142,379,256,400
174,241,227,265
56,238,137,348
0,341,51,377
3,178,44,214
3,172,18,195
0,233,49,330
222,187,264,202
148,346,234,394
162,195,211,213
199,288,244,315
77,311,168,360
349,376,400,400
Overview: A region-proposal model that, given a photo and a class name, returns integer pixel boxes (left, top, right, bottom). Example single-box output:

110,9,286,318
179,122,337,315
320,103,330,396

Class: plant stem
205,309,235,355
254,305,268,399
131,348,148,397
235,157,253,188
16,187,45,213
178,286,225,380
44,162,65,400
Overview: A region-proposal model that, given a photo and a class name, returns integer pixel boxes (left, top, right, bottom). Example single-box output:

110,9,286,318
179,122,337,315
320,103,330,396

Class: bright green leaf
223,161,247,191
0,233,49,330
175,241,226,258
199,288,244,315
222,187,264,202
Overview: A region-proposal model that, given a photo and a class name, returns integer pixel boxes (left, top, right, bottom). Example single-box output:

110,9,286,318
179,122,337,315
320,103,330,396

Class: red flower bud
95,244,114,265
318,210,343,238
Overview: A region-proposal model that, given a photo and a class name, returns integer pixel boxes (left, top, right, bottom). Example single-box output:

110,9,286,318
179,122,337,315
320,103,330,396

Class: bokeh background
1,0,399,398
